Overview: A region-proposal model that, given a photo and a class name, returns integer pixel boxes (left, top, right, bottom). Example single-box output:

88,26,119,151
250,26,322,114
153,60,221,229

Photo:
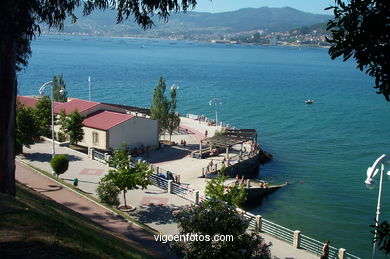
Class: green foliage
174,199,272,258
57,131,66,142
61,110,84,145
150,76,170,135
96,180,121,207
104,144,152,207
326,0,390,101
16,101,40,154
150,77,181,140
34,95,52,137
205,174,247,206
371,220,390,254
50,155,69,177
52,74,68,102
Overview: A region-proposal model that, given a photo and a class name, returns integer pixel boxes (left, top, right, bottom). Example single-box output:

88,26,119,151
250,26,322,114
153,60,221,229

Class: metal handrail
147,168,362,259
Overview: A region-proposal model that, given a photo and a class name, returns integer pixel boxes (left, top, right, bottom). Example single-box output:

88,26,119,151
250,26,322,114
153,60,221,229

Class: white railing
300,234,338,258
172,182,196,202
92,149,106,164
149,173,168,190
262,218,295,244
147,170,361,259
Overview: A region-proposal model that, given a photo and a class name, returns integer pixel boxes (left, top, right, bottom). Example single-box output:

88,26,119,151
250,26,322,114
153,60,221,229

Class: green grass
23,162,159,235
0,183,156,258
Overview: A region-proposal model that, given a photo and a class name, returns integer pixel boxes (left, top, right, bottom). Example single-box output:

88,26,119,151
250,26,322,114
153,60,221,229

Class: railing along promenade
89,148,361,259
148,164,361,259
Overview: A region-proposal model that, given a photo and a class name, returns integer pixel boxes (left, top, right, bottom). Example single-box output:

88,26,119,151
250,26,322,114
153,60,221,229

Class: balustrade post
255,215,262,232
156,166,159,174
338,248,346,259
168,180,173,194
195,190,199,204
246,179,250,188
89,147,94,159
293,230,301,248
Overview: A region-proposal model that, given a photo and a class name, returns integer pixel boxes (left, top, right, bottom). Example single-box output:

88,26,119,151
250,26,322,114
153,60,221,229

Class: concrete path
18,140,317,259
15,161,176,258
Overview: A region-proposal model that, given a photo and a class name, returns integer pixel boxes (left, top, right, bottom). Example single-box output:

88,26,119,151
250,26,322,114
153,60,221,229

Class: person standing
321,240,330,259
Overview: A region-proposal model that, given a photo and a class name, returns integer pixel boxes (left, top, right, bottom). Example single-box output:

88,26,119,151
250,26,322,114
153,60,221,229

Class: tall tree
174,199,272,258
52,74,68,103
326,0,390,100
16,101,40,154
34,95,52,137
150,76,170,135
61,110,84,145
104,144,152,208
205,174,247,207
0,0,197,195
166,86,181,142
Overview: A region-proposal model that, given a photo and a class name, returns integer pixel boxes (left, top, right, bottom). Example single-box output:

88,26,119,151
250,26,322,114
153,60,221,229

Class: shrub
50,155,69,177
57,131,67,142
96,180,120,207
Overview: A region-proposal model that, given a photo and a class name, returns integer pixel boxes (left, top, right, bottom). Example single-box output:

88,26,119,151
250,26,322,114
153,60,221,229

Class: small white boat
305,99,314,104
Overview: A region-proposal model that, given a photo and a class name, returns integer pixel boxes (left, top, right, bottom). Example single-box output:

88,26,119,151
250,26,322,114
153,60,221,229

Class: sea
18,35,390,258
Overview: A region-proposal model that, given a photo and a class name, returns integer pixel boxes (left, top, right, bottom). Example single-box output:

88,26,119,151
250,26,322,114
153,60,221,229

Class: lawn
0,183,155,258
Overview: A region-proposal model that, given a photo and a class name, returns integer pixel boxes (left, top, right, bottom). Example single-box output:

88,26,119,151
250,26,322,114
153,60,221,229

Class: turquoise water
18,36,390,258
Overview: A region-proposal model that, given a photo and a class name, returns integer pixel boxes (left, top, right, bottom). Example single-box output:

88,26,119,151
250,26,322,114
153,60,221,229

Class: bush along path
14,160,178,258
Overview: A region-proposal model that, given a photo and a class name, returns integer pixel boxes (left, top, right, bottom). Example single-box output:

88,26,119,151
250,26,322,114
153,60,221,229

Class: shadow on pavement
146,147,190,164
34,185,63,193
23,152,82,162
130,203,184,225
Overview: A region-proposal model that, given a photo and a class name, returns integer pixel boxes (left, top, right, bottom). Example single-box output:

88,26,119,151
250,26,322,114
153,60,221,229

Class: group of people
250,142,259,156
206,159,216,173
180,139,187,147
128,145,151,157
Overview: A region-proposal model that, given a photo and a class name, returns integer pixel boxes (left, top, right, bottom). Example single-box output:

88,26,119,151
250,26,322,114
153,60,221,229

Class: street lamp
38,81,64,159
209,98,222,130
365,154,390,259
171,84,179,91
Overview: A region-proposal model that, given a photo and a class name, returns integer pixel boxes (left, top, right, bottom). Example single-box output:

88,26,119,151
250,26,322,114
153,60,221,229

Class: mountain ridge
42,6,332,38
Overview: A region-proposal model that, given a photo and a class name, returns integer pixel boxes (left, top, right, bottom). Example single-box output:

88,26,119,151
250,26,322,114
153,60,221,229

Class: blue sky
193,0,336,14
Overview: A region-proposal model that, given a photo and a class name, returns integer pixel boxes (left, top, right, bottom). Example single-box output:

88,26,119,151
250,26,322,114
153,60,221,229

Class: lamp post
209,98,222,130
38,81,64,159
88,76,91,101
365,154,390,259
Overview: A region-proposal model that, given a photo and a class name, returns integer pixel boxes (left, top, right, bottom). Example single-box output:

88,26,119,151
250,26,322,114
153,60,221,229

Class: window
93,132,99,144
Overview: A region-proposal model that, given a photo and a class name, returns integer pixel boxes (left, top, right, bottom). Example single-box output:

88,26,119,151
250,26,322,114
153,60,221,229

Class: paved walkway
15,161,176,258
18,140,317,259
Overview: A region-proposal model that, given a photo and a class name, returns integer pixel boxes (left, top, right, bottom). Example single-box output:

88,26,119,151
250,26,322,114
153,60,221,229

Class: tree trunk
0,36,17,196
123,190,127,208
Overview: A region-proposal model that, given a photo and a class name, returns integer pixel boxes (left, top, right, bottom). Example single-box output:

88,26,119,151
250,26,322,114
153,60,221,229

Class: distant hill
42,7,332,38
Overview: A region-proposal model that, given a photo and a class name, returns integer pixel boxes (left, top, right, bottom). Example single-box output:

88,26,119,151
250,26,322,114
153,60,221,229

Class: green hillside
0,183,154,258
42,7,332,38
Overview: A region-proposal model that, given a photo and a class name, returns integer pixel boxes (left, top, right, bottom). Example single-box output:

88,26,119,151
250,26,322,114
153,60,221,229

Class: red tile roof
18,96,62,109
17,96,38,108
54,98,101,115
83,111,134,130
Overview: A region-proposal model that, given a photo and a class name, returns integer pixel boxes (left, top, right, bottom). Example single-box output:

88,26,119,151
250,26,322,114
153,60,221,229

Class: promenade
16,117,317,259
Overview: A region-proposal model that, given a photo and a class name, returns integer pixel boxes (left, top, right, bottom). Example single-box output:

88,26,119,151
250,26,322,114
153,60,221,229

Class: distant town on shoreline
41,6,332,48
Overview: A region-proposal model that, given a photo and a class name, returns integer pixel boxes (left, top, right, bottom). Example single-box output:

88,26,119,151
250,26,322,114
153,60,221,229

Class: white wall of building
79,127,107,150
108,117,158,150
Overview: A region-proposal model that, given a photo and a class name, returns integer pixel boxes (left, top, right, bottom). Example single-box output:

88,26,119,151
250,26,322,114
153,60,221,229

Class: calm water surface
18,36,390,258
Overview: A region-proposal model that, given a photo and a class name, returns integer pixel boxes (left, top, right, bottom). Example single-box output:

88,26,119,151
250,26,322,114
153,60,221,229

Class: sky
192,0,336,15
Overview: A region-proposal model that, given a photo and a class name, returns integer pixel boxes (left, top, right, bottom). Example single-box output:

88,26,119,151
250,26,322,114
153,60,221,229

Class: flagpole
88,76,91,101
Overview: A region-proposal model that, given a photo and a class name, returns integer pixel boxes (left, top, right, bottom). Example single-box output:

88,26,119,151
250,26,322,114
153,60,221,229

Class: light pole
209,98,222,130
88,76,91,101
365,154,390,259
39,81,64,159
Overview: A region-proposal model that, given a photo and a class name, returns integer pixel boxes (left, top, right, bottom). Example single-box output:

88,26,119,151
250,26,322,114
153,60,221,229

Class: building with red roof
54,98,102,116
79,110,158,151
18,95,158,151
